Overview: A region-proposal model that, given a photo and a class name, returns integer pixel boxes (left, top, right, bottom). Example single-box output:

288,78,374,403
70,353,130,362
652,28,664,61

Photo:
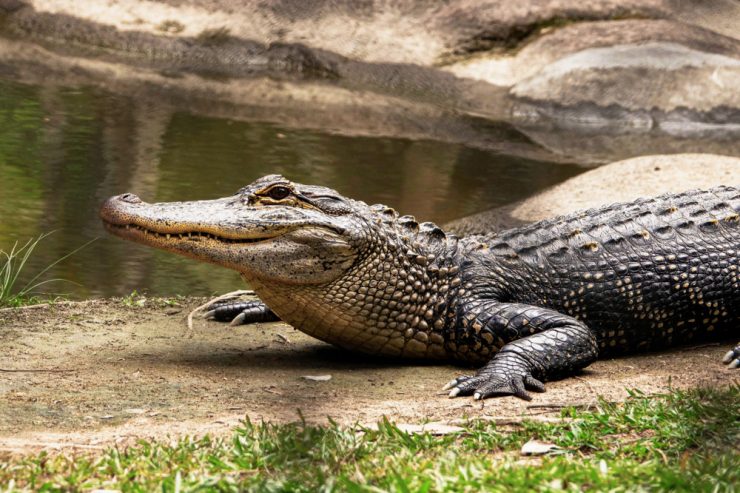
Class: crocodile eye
267,186,291,200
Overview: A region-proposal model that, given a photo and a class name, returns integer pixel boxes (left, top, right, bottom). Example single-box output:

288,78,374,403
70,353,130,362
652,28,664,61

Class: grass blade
18,236,96,298
0,233,94,307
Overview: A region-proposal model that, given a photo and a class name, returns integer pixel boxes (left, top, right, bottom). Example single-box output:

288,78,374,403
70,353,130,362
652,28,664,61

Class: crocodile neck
244,217,465,359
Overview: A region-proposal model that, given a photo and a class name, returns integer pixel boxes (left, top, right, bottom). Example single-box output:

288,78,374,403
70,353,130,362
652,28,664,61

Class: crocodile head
100,175,367,285
101,174,456,358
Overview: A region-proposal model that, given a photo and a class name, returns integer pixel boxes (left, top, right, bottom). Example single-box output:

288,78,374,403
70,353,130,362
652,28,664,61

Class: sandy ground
0,297,735,454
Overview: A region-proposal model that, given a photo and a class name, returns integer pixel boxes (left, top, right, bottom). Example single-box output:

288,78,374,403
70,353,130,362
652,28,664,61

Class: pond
0,78,586,298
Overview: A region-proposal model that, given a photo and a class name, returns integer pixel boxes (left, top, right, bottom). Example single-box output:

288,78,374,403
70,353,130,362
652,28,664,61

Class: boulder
445,153,740,235
445,17,740,129
2,0,739,137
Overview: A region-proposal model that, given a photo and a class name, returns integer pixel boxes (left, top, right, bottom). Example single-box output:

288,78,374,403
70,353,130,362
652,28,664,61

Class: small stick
0,300,96,313
527,403,592,410
448,416,580,426
526,404,569,409
0,441,106,451
0,368,78,373
0,303,54,313
186,290,254,332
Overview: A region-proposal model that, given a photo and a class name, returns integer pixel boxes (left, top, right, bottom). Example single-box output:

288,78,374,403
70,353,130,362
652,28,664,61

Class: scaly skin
100,175,740,400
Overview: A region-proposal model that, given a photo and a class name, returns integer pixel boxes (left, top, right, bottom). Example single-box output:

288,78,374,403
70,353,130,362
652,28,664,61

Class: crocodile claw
201,307,245,324
201,299,279,325
442,376,471,391
446,372,545,401
229,312,248,326
723,344,740,369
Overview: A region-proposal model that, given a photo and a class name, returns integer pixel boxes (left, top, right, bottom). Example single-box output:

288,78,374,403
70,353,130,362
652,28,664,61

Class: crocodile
100,175,740,400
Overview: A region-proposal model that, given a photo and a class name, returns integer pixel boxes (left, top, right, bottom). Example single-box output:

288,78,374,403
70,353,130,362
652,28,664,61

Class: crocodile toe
442,375,472,391
722,343,740,369
446,372,545,401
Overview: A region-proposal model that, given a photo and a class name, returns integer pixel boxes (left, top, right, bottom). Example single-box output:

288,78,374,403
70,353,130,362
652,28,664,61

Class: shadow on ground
0,298,735,453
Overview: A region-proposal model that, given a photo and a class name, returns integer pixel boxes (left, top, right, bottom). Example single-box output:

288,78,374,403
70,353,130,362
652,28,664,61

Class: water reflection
0,78,582,298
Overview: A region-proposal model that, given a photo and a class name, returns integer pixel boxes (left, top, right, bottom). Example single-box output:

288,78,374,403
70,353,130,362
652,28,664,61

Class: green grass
120,289,148,308
0,233,94,308
1,385,737,492
120,291,186,308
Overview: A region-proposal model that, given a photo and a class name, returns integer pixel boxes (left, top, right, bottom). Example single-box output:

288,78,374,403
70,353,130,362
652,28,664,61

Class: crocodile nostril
119,193,142,204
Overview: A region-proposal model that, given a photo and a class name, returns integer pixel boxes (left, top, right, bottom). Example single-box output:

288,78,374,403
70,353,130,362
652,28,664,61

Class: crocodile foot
443,351,546,401
204,299,280,325
444,373,545,401
722,343,740,369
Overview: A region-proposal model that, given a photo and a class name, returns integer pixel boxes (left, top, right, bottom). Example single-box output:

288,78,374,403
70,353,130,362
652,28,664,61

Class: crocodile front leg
446,303,599,400
204,299,280,325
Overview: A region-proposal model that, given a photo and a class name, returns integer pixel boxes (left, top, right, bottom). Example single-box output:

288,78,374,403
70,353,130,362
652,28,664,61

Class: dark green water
0,78,583,298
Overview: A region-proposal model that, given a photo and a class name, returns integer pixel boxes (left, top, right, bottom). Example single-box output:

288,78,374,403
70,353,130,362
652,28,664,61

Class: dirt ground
0,297,736,454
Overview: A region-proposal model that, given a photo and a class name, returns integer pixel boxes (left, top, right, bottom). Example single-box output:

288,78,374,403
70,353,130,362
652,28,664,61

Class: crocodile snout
100,193,143,225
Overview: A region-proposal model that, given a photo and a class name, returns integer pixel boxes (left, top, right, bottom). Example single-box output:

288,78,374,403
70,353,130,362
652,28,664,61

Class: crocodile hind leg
723,343,740,368
204,299,280,325
445,303,599,400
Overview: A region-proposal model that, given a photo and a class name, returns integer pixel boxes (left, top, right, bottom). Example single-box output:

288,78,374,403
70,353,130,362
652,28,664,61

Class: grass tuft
0,233,94,308
0,385,737,491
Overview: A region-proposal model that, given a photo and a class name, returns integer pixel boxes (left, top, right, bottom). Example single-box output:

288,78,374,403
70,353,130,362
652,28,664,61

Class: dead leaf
302,375,332,381
521,439,561,456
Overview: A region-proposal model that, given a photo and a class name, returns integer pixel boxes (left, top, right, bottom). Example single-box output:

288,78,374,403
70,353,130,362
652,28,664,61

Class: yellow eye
267,186,291,200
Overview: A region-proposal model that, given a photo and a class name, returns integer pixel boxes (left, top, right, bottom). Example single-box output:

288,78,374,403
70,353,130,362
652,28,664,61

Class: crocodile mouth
102,221,275,245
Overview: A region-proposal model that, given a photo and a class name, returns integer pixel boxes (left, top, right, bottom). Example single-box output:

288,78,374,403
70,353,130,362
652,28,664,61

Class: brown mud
0,297,735,454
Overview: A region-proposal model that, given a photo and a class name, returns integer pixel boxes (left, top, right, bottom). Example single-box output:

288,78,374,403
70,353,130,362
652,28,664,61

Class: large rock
2,0,740,132
1,0,675,65
445,153,740,235
445,16,740,130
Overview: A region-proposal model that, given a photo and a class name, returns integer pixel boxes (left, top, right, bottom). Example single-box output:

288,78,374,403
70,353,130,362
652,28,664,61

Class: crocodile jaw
100,193,356,285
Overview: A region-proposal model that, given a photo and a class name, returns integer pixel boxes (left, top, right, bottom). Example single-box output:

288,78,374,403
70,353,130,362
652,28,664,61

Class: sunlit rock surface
445,153,740,235
0,0,739,132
